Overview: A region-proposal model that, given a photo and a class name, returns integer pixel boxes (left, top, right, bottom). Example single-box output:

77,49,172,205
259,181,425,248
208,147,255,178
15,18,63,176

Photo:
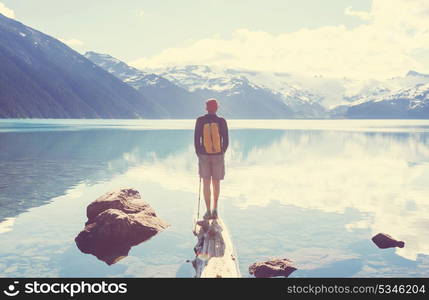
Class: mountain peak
0,17,162,118
406,70,429,78
85,51,121,64
84,51,147,81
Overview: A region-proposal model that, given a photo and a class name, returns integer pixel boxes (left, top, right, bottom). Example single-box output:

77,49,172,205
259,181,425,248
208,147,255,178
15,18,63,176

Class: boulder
372,233,405,249
75,188,168,264
85,188,157,224
249,258,297,278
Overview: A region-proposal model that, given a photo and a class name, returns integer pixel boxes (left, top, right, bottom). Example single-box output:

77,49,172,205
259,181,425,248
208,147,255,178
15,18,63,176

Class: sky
1,0,429,79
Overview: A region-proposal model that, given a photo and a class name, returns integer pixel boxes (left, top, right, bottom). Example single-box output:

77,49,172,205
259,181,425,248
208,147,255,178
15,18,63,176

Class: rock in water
372,233,405,249
75,188,168,264
249,258,297,278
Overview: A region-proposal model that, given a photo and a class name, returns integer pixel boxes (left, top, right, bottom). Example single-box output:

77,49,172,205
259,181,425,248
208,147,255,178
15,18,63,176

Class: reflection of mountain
0,126,284,223
1,121,429,277
229,129,285,158
0,129,192,222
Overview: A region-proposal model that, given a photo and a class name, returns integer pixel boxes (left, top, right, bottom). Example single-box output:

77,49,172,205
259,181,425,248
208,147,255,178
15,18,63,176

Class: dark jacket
194,113,229,155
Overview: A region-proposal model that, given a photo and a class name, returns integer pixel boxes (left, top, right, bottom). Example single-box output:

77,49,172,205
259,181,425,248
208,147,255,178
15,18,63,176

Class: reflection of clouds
0,177,190,277
345,219,372,231
126,146,199,193
122,148,157,164
0,182,103,276
289,248,359,270
114,256,180,277
0,218,15,234
125,131,429,261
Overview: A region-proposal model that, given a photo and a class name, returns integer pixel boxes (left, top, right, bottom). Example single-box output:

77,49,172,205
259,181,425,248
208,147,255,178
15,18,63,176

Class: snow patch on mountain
87,49,429,119
154,65,247,93
336,72,429,108
151,65,326,115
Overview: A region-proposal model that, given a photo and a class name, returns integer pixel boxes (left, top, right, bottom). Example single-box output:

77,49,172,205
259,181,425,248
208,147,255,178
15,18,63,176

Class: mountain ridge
1,12,428,119
86,52,298,118
0,13,162,118
87,52,328,118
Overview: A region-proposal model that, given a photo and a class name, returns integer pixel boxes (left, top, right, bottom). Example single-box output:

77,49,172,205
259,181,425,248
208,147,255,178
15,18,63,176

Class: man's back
194,113,229,155
194,98,227,221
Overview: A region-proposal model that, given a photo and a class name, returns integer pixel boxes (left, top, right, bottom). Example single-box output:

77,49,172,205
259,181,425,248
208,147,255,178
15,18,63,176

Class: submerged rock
372,233,405,249
249,258,297,278
75,188,168,264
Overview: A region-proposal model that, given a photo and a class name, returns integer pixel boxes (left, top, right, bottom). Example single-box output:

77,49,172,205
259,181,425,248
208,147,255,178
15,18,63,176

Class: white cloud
130,0,429,80
0,2,15,19
345,6,372,21
59,38,84,47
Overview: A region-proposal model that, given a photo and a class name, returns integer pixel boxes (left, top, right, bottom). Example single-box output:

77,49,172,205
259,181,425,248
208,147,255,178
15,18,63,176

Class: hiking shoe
211,209,218,219
203,210,212,220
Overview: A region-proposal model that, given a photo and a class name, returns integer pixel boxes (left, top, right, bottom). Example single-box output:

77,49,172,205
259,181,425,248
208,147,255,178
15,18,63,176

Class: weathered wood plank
192,217,241,278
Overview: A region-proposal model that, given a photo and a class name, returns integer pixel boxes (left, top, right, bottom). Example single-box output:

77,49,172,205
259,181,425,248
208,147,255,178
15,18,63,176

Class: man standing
194,98,229,220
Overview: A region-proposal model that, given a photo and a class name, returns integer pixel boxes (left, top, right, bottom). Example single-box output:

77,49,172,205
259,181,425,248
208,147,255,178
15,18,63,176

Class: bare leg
203,178,211,212
212,179,220,210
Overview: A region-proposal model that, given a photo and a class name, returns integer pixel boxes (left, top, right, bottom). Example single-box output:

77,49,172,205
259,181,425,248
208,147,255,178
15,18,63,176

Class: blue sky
1,0,428,79
2,0,370,59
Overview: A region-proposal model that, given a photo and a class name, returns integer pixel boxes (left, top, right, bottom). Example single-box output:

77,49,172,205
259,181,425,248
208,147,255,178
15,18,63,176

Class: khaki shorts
198,153,225,180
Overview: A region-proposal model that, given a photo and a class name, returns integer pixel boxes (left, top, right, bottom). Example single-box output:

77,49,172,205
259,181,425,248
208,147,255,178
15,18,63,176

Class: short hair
206,98,217,105
206,98,218,112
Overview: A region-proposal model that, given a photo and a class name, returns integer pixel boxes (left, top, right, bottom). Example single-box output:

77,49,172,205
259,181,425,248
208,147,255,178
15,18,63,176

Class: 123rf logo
3,281,20,297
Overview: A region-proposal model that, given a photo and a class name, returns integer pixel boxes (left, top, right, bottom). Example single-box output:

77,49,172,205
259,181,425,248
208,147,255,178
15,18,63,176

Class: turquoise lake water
0,119,428,277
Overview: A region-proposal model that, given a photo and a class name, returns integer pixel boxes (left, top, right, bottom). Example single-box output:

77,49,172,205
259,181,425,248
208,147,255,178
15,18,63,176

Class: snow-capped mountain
264,70,429,110
2,6,426,120
341,71,429,105
153,65,326,118
85,51,203,118
226,69,327,117
85,51,429,119
85,51,175,91
85,51,149,87
327,71,429,118
336,82,429,118
88,54,324,118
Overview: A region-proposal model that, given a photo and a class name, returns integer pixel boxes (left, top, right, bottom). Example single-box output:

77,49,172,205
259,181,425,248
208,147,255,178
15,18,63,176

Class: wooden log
192,217,241,278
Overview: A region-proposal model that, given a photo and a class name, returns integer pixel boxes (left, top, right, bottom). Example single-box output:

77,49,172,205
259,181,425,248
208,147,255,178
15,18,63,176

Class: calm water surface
0,119,428,277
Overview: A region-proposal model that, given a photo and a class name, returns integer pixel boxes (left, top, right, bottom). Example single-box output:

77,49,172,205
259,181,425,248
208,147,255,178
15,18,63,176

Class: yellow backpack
203,122,222,154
